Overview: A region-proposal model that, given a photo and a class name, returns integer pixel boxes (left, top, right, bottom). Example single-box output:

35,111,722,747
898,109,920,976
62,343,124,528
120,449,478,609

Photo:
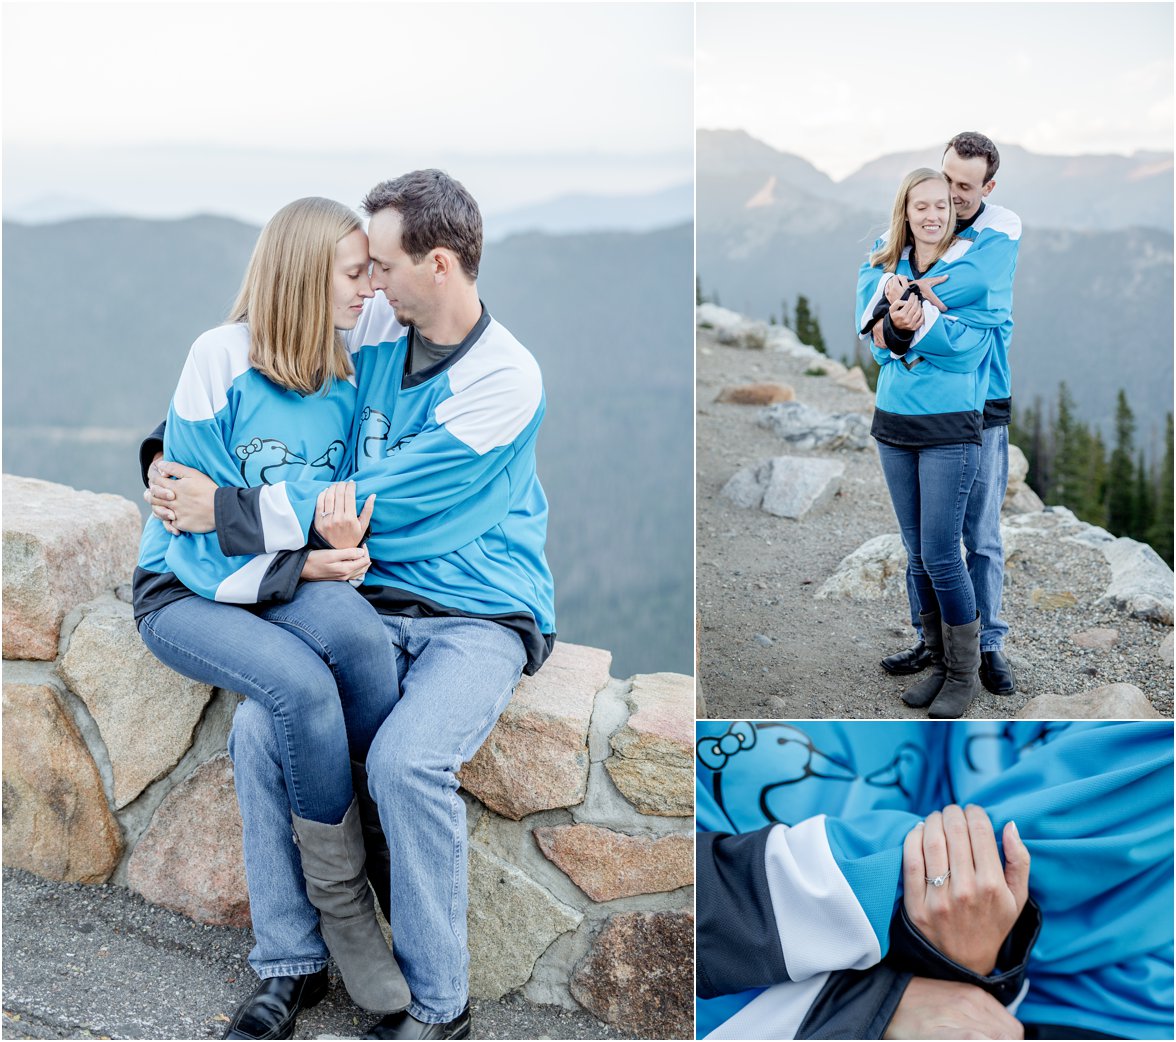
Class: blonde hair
869,168,957,273
227,197,361,394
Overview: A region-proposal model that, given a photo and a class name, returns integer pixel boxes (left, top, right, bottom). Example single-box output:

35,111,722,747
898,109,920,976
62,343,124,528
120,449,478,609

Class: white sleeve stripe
259,483,305,552
214,552,278,603
703,974,829,1040
859,272,895,335
172,324,253,421
910,305,942,347
940,236,976,264
764,816,881,980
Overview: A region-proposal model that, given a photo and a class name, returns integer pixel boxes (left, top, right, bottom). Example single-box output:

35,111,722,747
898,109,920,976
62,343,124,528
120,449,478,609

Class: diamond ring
925,870,951,888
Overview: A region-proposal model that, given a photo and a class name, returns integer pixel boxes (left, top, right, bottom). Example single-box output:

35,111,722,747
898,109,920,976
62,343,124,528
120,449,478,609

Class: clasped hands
871,274,949,348
146,456,375,583
884,804,1031,1040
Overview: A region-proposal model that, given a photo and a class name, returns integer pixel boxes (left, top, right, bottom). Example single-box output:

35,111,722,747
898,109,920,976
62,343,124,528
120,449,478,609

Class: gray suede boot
901,611,945,708
928,613,982,719
291,800,410,1013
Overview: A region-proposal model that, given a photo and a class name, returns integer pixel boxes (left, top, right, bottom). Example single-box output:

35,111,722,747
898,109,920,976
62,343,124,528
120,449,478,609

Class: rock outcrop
2,474,695,1028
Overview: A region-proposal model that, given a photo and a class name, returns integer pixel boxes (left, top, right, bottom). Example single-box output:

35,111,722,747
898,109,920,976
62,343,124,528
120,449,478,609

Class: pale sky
697,1,1174,180
2,1,693,221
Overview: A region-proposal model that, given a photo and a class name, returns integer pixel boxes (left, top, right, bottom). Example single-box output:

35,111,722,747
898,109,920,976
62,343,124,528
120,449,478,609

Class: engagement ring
925,871,951,888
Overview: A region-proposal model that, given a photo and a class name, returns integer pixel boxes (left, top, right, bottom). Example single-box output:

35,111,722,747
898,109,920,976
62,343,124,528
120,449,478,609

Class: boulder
1071,627,1119,651
1098,538,1175,624
569,911,694,1039
59,600,214,809
1016,684,1161,720
815,533,908,601
757,401,872,451
2,682,123,883
716,382,795,405
606,673,693,817
3,475,140,660
1003,445,1045,514
1160,631,1174,665
126,754,249,927
833,366,871,394
532,824,693,902
721,456,844,520
459,642,609,820
467,844,582,1000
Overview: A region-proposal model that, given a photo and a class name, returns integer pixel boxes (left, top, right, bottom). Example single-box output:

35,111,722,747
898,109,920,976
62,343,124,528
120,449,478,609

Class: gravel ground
1,869,633,1041
696,328,1174,720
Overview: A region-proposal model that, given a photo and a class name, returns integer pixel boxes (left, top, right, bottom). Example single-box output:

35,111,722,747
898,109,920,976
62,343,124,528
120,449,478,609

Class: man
877,133,1022,697
147,170,554,1040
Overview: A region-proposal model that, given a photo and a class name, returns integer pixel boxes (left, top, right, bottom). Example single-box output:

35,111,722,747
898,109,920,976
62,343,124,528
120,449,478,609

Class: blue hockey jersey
696,720,1174,1040
213,295,556,674
133,322,355,618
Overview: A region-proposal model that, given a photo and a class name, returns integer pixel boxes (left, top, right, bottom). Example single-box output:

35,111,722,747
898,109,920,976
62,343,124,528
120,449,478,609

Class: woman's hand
301,547,371,582
144,459,218,533
884,977,1024,1040
902,804,1031,977
315,482,377,549
884,274,911,304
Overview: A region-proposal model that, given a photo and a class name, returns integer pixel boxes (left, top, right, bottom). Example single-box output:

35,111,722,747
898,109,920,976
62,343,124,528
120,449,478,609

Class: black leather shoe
979,650,1016,695
881,640,933,676
223,968,329,1040
362,1005,471,1040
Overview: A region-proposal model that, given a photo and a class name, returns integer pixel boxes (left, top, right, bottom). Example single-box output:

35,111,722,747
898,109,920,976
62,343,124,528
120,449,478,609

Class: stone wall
2,475,695,1038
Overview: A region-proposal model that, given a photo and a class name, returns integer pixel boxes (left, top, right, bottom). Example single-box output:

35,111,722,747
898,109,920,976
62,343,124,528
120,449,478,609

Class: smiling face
905,177,952,250
941,146,994,221
331,228,374,330
366,208,438,330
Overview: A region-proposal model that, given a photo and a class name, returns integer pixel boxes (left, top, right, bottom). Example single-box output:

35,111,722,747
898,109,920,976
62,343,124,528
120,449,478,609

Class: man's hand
301,547,371,582
884,977,1024,1040
903,806,1031,976
912,275,949,313
145,460,218,533
315,482,376,549
872,322,888,349
889,294,925,332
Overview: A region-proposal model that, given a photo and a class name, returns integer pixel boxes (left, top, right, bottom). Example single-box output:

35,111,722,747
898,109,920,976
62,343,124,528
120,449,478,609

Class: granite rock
127,754,249,927
59,599,214,809
533,824,692,902
2,682,123,883
1016,684,1162,720
606,673,693,817
3,475,140,660
459,642,609,820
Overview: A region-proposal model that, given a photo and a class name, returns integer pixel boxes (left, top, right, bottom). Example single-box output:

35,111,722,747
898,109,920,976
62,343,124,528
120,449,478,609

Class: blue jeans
139,581,396,825
229,613,526,1017
907,425,1010,648
877,440,979,626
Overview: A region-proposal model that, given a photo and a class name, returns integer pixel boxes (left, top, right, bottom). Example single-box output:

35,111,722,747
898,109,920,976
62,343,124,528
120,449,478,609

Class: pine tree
1133,453,1155,543
1106,389,1136,536
1052,383,1086,513
1147,413,1173,566
794,294,827,355
781,301,792,329
1085,430,1108,528
695,275,703,306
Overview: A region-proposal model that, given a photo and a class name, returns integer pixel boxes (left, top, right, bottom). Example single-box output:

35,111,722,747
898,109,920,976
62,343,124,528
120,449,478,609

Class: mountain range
2,216,694,679
697,129,1174,451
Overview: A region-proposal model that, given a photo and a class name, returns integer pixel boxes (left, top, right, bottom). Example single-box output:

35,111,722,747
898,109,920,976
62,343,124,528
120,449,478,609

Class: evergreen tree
1106,389,1136,536
1147,413,1174,566
1133,453,1155,543
1085,430,1108,528
1051,383,1087,513
695,275,703,306
794,294,827,355
781,300,792,329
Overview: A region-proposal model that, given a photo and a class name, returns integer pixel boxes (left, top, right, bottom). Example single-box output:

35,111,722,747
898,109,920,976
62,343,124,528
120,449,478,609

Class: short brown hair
945,132,1000,183
361,169,482,280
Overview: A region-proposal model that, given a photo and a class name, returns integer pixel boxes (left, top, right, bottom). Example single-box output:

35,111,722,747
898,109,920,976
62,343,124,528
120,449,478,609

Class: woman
856,169,1000,719
132,197,409,1016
